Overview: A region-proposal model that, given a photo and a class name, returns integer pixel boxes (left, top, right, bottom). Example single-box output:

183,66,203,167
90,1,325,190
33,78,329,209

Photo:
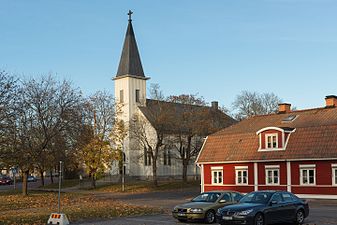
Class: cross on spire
128,10,133,22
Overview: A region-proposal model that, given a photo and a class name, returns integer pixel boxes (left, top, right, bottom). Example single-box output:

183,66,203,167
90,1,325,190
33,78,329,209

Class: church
112,11,236,180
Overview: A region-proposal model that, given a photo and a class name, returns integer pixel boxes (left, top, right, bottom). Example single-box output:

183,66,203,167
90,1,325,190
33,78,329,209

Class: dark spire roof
116,12,145,78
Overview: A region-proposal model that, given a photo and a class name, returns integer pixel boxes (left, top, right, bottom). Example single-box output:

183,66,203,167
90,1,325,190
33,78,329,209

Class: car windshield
191,192,221,203
239,192,273,204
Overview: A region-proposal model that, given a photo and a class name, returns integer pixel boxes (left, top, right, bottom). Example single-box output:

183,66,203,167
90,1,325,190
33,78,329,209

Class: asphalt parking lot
74,188,337,225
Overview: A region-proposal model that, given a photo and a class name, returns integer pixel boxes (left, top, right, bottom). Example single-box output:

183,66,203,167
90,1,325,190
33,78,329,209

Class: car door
217,192,232,208
264,193,287,224
281,192,298,222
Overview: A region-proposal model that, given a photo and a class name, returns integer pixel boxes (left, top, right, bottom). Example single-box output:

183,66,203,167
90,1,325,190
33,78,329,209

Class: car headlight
235,209,253,216
189,208,203,213
217,208,223,214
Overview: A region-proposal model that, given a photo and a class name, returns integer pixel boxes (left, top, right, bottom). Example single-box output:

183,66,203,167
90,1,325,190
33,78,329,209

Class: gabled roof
116,18,145,78
138,99,237,134
197,107,337,163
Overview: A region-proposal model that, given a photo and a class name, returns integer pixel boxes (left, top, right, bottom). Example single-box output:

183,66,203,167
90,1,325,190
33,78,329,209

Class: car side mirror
270,200,278,206
219,199,227,203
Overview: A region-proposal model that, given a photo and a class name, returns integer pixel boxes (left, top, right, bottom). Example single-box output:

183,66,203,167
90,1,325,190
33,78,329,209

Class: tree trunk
50,170,54,184
40,169,45,186
182,159,188,183
152,160,158,187
22,170,29,196
91,174,96,188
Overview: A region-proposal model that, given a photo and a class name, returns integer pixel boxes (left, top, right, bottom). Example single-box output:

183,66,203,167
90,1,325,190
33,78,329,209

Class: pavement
72,188,337,225
2,181,337,225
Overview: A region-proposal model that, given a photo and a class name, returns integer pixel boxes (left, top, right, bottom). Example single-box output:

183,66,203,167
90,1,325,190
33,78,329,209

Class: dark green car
172,191,243,223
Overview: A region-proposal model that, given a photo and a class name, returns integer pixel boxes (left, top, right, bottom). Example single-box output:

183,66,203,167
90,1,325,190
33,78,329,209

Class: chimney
211,101,219,110
278,103,291,114
325,95,337,108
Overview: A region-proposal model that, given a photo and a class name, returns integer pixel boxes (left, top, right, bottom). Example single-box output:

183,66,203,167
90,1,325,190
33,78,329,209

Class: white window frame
265,133,278,149
265,166,280,185
332,164,337,186
235,166,248,185
211,167,223,185
300,165,316,186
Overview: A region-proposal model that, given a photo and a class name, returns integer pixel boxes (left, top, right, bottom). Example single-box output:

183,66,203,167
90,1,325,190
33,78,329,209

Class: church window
164,149,171,166
144,147,151,166
120,90,124,103
135,89,140,103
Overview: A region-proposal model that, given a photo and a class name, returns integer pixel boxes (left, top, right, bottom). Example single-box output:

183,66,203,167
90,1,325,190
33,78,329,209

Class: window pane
272,136,277,148
120,90,124,103
135,89,140,103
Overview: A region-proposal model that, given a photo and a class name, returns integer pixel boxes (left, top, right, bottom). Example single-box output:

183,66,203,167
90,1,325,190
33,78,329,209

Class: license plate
178,213,185,216
223,216,233,220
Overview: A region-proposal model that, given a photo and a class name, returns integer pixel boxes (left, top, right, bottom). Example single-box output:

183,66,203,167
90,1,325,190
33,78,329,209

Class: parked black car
216,190,309,225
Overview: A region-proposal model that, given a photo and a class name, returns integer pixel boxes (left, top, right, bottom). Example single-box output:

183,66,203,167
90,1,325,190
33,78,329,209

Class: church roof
138,99,237,134
116,15,145,78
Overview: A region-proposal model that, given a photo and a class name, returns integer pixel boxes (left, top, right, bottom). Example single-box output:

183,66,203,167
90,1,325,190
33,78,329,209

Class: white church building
111,12,236,180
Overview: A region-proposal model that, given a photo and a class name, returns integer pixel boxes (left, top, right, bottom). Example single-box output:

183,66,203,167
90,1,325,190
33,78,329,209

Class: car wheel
205,210,215,224
295,209,305,224
178,218,187,223
254,213,264,225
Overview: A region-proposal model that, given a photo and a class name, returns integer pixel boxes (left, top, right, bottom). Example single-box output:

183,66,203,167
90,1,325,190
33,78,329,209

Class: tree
0,71,18,167
130,98,175,186
167,94,233,182
232,91,282,120
78,131,114,188
110,118,127,184
10,75,82,195
77,91,117,188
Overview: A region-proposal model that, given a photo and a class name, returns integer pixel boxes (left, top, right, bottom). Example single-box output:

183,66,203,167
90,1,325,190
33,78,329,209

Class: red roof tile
197,107,337,163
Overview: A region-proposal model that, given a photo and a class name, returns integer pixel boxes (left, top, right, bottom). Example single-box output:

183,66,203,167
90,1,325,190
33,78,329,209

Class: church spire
116,10,145,78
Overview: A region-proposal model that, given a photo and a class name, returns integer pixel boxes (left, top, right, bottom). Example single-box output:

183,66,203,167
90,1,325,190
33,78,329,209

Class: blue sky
1,0,337,110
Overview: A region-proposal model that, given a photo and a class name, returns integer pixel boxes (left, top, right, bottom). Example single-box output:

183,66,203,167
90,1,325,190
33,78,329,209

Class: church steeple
116,10,145,78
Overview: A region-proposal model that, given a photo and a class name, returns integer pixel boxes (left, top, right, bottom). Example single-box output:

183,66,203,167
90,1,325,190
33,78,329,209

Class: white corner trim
332,164,337,168
201,164,204,193
195,136,208,164
287,161,291,192
254,163,258,191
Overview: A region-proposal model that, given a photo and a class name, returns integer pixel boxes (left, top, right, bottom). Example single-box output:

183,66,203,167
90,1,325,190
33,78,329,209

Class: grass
94,180,200,193
0,191,161,225
41,179,80,189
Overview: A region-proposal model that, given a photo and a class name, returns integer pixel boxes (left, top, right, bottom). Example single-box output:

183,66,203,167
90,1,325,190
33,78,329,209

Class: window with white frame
265,166,280,185
266,133,278,149
211,167,223,185
235,166,248,185
332,164,337,186
300,165,316,185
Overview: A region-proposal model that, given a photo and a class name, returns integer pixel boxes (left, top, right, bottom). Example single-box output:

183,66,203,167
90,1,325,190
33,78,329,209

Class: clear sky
1,0,337,110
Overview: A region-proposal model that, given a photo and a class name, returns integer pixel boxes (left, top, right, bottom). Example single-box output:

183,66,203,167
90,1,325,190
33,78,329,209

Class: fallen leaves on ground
0,192,160,225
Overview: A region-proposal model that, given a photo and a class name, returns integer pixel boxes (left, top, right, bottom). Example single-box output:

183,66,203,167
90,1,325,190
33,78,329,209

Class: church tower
114,10,149,176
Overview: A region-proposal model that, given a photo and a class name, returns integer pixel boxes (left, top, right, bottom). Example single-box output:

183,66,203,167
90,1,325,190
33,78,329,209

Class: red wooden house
196,95,337,199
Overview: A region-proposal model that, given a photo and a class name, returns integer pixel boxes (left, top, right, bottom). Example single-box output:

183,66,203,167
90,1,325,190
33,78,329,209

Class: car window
270,193,283,204
282,193,294,203
240,192,273,204
232,192,243,202
220,193,231,202
192,192,221,203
